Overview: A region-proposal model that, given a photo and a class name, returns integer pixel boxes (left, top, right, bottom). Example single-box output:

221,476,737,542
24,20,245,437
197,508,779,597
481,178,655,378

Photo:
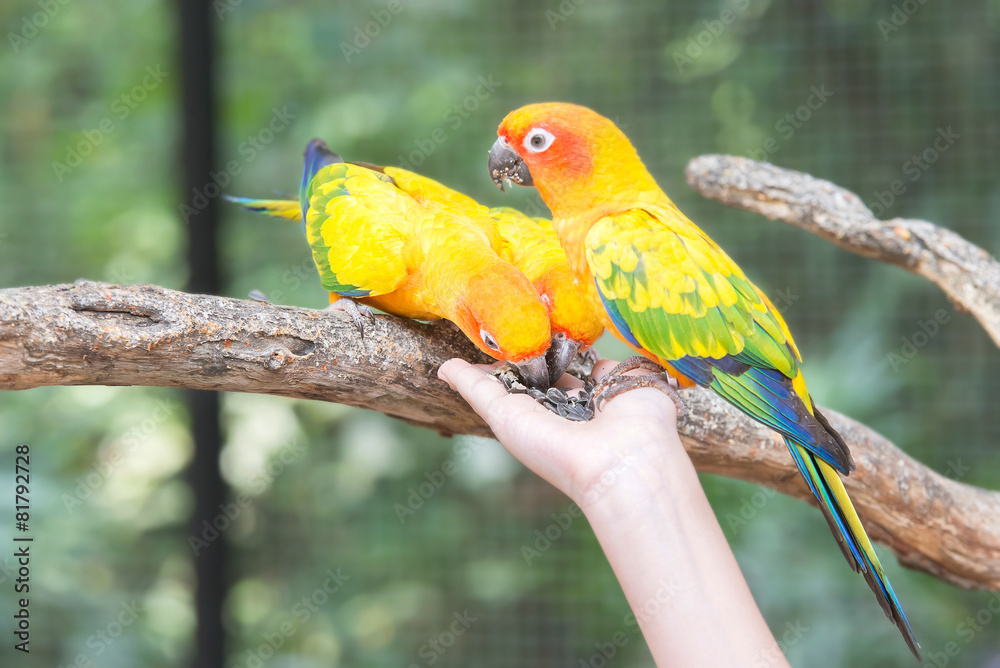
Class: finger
438,358,502,397
438,358,568,435
595,386,679,428
551,372,585,389
438,358,540,420
591,359,620,380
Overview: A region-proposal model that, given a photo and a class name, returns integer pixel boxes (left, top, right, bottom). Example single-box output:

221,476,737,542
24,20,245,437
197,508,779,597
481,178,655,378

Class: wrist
572,431,702,522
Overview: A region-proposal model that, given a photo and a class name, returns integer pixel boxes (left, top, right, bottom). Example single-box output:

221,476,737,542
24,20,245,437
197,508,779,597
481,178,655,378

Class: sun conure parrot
228,139,552,387
487,102,919,658
364,164,604,383
488,206,605,381
230,143,603,384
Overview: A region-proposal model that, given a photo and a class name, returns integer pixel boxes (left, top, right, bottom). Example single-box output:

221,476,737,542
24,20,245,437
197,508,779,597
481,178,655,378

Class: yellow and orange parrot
488,206,604,381
228,139,552,387
231,144,603,384
370,165,604,383
488,103,919,657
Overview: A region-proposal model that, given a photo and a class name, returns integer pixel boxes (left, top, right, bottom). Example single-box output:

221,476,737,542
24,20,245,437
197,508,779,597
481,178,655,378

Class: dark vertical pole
178,1,225,667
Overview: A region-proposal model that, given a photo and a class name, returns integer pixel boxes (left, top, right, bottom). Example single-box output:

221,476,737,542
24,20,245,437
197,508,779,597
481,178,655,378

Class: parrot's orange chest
550,214,603,309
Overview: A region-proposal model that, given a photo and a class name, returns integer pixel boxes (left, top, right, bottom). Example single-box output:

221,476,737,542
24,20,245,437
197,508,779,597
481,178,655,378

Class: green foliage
1,0,999,665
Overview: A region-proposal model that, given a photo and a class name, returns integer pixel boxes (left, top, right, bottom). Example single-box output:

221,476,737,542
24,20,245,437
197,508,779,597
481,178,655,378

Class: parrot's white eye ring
524,128,555,154
480,328,501,352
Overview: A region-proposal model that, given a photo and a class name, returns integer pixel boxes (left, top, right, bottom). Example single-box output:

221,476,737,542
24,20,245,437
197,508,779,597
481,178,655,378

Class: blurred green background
2,0,1000,666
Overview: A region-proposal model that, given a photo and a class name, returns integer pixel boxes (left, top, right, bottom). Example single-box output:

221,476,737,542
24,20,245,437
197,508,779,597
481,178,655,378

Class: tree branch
685,154,1000,347
1,280,998,591
0,281,495,437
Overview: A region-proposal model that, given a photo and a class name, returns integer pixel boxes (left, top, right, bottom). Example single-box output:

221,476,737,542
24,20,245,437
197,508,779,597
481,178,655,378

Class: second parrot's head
454,265,553,389
533,265,604,383
488,103,657,217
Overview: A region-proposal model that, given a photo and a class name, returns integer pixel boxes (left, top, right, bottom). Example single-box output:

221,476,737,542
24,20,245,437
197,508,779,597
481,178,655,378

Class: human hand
439,357,788,667
437,358,687,509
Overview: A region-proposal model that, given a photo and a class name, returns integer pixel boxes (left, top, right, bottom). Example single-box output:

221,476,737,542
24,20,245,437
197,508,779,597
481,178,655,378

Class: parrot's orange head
535,267,604,382
454,266,553,387
489,103,657,217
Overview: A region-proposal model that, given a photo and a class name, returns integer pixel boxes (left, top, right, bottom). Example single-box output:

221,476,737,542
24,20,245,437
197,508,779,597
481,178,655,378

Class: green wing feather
587,209,797,374
587,209,853,474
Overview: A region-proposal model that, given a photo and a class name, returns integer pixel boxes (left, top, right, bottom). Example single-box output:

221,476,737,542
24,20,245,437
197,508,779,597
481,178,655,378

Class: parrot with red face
487,102,919,658
229,139,553,387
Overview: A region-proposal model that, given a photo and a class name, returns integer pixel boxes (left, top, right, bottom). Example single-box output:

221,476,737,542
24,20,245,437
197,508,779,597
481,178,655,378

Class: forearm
578,437,789,668
436,360,788,666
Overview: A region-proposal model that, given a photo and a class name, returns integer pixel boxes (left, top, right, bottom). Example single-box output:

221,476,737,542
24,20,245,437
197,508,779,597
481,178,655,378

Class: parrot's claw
603,355,669,377
325,298,376,338
590,357,687,416
581,347,602,367
248,289,271,304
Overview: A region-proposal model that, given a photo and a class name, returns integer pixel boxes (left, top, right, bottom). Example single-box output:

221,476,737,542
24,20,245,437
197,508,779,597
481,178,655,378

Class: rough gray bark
1,279,998,591
0,280,494,436
686,154,1000,346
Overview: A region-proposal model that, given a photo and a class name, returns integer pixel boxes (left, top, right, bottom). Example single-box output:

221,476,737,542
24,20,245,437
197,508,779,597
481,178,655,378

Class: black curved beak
514,354,550,390
546,333,580,385
488,137,533,191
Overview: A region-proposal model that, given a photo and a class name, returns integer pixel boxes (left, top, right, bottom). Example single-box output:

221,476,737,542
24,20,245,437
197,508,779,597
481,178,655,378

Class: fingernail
436,364,456,390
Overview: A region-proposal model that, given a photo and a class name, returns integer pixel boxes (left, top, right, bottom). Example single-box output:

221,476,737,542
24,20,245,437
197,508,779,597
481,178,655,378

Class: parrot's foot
602,355,668,377
325,298,376,338
590,357,687,416
492,365,595,421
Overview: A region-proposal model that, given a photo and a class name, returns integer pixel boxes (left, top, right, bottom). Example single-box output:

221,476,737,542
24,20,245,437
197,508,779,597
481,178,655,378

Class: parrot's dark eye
523,128,555,154
480,328,501,352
